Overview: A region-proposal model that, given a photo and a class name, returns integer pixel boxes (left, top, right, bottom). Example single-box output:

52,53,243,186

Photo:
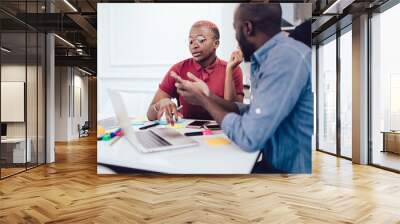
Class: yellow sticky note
205,137,230,146
168,124,184,129
97,126,106,135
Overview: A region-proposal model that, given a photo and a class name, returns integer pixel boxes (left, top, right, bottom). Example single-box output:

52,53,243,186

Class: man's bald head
191,20,220,40
236,3,282,36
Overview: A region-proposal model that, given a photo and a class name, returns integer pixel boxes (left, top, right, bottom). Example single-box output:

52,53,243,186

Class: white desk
97,119,259,174
1,138,31,163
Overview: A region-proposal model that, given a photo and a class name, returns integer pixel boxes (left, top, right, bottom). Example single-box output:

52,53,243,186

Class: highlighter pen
110,130,124,146
110,135,121,145
139,122,159,130
172,105,183,121
184,129,212,136
170,105,182,115
184,131,203,136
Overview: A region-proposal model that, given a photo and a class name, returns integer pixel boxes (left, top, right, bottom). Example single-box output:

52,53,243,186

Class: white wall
55,67,68,141
1,65,36,137
1,65,26,141
72,73,89,138
55,67,89,141
1,63,46,163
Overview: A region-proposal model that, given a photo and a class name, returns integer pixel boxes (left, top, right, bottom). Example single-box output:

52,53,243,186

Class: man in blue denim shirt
173,3,313,173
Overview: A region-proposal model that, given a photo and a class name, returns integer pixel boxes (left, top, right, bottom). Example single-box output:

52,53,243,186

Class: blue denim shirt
221,32,313,173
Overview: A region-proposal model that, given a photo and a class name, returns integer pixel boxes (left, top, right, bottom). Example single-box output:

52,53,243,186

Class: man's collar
191,57,221,82
251,31,285,65
192,57,220,73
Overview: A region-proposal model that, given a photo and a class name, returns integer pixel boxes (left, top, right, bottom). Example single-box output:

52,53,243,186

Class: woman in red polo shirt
146,20,244,125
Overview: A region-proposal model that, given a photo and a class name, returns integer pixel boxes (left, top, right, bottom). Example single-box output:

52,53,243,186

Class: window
339,28,352,158
0,1,47,179
317,36,337,154
370,2,400,171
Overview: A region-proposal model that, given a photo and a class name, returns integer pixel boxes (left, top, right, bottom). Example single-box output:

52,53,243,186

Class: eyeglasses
189,36,208,45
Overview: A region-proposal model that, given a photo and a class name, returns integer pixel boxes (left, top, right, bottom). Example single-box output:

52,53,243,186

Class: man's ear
243,21,254,36
214,39,220,49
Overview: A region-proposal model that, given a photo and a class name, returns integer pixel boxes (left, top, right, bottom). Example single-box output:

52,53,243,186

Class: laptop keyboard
135,130,171,151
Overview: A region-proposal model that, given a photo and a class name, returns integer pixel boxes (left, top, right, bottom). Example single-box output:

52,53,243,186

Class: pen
109,135,122,145
139,122,159,130
171,105,183,115
109,129,124,146
184,129,212,136
184,131,203,136
175,105,183,121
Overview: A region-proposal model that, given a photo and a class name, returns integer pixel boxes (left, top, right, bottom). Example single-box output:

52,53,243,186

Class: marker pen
184,129,212,136
139,122,159,130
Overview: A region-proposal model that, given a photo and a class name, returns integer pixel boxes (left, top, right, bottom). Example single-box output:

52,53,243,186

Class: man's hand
227,49,243,71
171,71,209,106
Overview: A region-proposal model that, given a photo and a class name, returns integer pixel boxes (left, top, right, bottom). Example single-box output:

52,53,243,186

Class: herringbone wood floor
0,136,400,223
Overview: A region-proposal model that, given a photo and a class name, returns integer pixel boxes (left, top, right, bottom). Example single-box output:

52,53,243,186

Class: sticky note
168,124,184,129
97,126,106,135
159,118,184,125
205,137,230,146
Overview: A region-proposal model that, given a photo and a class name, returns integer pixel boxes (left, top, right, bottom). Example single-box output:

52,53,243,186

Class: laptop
108,90,198,153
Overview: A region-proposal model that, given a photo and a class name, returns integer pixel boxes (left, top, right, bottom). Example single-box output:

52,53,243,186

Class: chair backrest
82,121,90,129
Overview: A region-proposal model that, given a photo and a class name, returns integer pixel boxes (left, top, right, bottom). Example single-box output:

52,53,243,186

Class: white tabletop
97,119,260,174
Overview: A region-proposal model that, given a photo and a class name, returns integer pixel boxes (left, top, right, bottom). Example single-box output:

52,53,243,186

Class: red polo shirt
159,57,244,120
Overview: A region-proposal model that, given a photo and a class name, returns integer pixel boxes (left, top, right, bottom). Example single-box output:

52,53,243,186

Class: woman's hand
227,49,243,71
156,98,178,125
